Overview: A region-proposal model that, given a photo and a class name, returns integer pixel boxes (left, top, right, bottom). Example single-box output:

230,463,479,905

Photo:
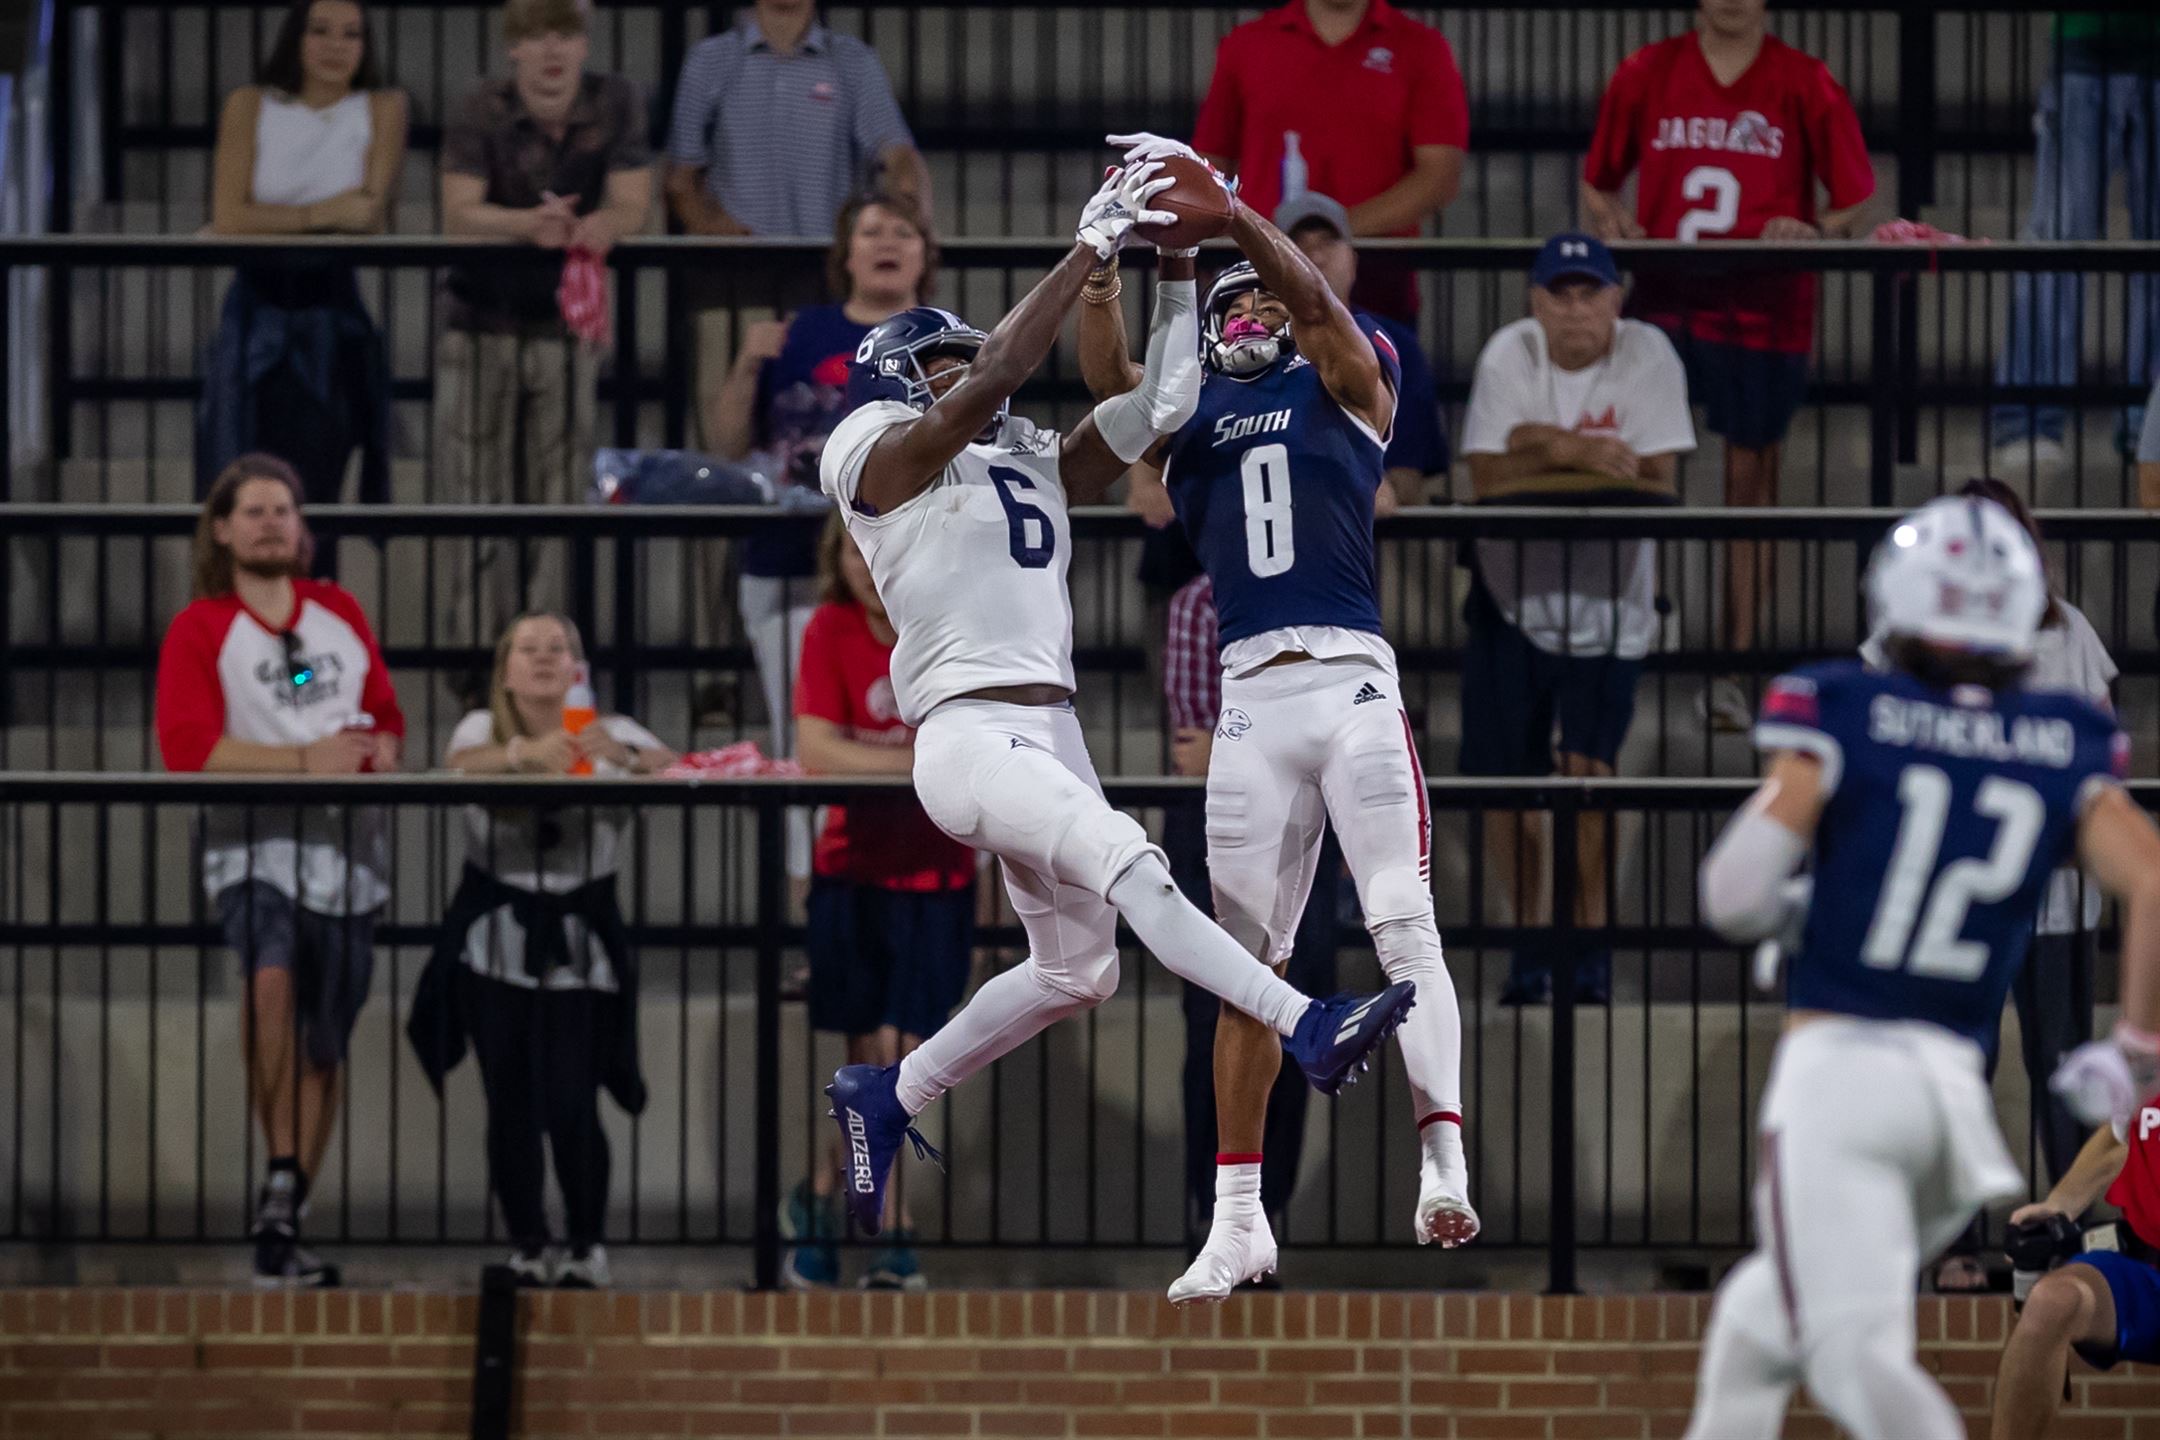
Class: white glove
1077,162,1175,261
1107,131,1238,207
2052,1026,2160,1128
1749,876,1813,993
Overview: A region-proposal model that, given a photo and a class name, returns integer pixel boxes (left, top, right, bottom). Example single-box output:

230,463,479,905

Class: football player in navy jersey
1682,495,2160,1440
1084,133,1473,1304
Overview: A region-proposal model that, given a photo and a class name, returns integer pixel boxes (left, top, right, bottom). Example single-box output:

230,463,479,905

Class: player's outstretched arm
854,163,1176,516
1076,262,1144,403
1108,133,1391,438
1063,252,1199,504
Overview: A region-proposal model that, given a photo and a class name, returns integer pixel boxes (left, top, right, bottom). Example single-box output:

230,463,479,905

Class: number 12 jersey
1160,322,1403,653
1756,660,2127,1049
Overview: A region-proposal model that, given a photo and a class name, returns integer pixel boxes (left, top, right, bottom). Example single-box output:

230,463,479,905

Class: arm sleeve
439,85,491,179
319,585,406,737
1808,64,1876,210
1407,31,1470,149
844,40,915,157
818,400,917,514
1581,57,1643,191
666,45,717,166
793,606,853,724
1459,332,1525,456
602,78,653,171
1382,329,1447,476
1752,670,1845,795
1624,328,1700,457
1190,34,1244,160
154,605,228,774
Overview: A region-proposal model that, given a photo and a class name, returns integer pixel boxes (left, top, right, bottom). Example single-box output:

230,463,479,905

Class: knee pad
1361,865,1437,933
1055,804,1166,898
1031,950,1120,1010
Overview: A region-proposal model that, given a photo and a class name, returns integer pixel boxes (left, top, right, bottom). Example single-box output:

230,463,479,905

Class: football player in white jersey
819,162,1421,1239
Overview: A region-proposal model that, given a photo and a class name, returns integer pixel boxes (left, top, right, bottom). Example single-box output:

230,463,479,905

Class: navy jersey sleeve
1376,318,1446,477
1356,314,1407,406
1752,662,1853,795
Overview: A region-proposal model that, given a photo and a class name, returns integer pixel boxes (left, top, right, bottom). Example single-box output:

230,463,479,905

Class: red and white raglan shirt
155,580,405,915
1583,33,1875,355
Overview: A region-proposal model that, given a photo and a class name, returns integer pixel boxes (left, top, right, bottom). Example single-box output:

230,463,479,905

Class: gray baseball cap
1274,191,1351,239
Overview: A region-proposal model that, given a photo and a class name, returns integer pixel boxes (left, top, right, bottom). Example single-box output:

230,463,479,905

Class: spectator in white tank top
201,0,408,505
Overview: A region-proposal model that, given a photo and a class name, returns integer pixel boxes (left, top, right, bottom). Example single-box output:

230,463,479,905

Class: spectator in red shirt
788,514,976,1292
1580,0,1873,731
1992,1108,2160,1438
154,453,405,1287
1192,0,1468,319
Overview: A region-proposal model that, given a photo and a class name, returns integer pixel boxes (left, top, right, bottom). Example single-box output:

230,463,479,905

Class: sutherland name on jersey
1869,694,2079,769
1648,110,1785,158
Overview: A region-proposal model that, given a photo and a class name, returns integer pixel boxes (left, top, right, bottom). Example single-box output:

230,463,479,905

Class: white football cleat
1416,1164,1480,1248
1168,1209,1278,1305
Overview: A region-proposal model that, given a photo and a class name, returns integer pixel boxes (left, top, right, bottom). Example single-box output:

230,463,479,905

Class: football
1133,153,1235,251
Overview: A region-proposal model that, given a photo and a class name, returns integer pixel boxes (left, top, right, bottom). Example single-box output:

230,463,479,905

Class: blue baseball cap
1530,232,1620,289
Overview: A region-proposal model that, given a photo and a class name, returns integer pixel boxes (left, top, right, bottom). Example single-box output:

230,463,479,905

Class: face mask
1223,315,1274,345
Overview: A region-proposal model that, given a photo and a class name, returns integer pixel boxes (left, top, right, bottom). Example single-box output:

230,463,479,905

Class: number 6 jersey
1756,660,2127,1048
820,400,1076,727
1161,319,1403,667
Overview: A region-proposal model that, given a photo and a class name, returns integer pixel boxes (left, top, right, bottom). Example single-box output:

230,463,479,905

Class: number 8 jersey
821,400,1075,727
1757,660,2127,1048
1161,320,1402,653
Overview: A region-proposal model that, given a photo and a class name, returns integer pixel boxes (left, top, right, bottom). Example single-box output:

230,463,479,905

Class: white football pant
1682,1017,2021,1440
1204,658,1460,1125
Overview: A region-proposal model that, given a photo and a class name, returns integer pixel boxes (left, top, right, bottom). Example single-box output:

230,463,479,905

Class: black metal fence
3,770,2111,1292
5,236,2156,512
7,501,2158,782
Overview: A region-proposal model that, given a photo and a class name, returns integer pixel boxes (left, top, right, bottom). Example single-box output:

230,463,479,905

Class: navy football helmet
844,306,1009,444
1202,262,1294,377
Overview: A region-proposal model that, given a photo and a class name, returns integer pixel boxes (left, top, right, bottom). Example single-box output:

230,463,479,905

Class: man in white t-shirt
1458,233,1696,1005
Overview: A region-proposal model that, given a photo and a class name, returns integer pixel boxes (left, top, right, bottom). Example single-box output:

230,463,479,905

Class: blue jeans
1992,66,2160,450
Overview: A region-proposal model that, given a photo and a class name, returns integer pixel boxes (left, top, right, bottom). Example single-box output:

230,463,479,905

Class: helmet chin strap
1217,314,1284,375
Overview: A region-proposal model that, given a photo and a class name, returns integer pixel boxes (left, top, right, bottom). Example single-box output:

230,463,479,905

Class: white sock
895,962,1092,1115
1419,1111,1466,1179
1107,856,1310,1036
1212,1158,1263,1225
1372,917,1462,1129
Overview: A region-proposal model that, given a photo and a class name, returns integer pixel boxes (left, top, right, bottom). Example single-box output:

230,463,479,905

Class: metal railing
7,501,2158,781
2,235,2155,510
1,770,2112,1291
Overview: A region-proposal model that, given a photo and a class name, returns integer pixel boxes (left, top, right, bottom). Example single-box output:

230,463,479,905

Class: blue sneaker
825,1064,942,1237
780,1180,839,1290
862,1229,927,1292
1284,982,1417,1097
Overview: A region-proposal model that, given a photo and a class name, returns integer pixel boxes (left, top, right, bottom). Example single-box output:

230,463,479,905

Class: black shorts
805,878,975,1041
1662,327,1811,451
1458,593,1643,774
215,880,377,1069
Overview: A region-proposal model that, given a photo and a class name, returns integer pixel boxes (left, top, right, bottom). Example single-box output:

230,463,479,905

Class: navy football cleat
1285,982,1418,1097
826,1063,943,1237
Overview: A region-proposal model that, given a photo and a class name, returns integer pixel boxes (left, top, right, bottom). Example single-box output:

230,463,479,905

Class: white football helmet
1864,494,2048,661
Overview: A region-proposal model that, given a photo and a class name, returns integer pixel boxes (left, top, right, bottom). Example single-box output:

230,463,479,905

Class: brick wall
3,1286,2157,1438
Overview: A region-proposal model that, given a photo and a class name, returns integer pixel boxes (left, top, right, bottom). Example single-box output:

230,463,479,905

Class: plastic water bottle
562,665,598,776
1281,131,1307,203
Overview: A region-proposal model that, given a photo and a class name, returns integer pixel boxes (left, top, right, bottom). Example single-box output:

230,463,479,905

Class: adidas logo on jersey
1353,683,1386,706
